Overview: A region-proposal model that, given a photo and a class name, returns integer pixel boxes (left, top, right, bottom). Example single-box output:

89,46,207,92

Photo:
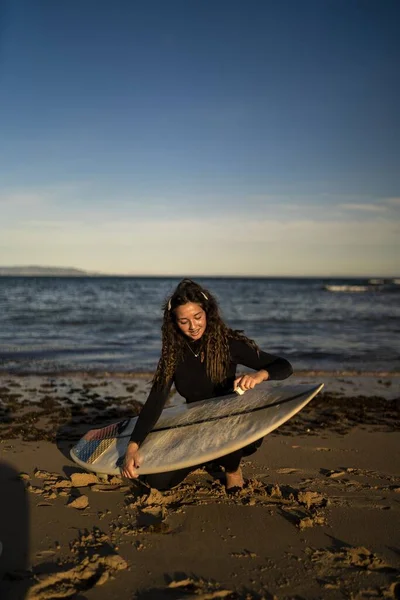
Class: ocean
0,276,399,374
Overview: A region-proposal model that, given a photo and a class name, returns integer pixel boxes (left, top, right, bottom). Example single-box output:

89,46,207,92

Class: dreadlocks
152,279,258,388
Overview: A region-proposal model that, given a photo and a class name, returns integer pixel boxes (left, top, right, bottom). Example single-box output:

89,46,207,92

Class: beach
1,372,399,600
2,0,400,595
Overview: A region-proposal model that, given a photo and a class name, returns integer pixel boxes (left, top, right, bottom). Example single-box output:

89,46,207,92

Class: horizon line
0,270,398,280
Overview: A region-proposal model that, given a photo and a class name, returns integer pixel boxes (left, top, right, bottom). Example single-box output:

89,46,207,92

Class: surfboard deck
70,383,324,476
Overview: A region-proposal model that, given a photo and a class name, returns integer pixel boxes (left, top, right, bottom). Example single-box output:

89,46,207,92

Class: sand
0,372,399,600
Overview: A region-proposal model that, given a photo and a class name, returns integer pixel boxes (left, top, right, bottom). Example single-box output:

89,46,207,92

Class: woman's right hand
121,442,141,479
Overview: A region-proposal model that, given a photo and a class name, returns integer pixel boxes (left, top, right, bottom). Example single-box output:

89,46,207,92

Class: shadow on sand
0,461,30,600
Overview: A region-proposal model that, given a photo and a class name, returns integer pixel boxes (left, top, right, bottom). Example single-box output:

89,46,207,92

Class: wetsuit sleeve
230,338,293,380
129,377,173,446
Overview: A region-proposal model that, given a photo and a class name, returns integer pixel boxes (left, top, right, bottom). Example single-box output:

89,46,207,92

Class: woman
122,279,293,491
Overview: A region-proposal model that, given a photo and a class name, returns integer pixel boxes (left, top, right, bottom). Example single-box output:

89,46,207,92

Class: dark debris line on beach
0,385,398,442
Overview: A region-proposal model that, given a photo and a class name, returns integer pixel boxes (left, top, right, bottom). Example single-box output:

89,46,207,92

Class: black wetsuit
131,337,293,489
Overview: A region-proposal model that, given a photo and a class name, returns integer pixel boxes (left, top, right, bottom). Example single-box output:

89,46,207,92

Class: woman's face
174,302,207,341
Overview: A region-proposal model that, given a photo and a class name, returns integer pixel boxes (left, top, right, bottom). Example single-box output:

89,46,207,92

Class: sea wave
324,283,400,293
324,285,370,293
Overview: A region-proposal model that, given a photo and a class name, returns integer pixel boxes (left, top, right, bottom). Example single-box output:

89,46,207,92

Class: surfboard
70,383,324,476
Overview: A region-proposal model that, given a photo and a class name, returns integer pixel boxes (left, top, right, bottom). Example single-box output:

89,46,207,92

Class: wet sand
0,372,399,599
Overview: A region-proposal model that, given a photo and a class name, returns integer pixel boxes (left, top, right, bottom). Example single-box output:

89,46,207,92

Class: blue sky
0,0,399,276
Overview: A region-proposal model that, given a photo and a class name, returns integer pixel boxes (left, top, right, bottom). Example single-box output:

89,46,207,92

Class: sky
0,0,399,277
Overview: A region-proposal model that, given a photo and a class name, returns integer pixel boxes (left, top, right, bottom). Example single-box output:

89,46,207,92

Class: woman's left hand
234,369,269,393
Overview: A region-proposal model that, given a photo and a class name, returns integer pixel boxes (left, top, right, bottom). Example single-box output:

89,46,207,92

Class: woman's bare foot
225,467,244,491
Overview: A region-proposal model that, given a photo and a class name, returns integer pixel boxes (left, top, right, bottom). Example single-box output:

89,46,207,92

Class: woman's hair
152,278,258,388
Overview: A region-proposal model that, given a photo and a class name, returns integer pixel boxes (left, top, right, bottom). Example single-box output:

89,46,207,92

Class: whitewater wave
324,285,370,293
324,282,400,293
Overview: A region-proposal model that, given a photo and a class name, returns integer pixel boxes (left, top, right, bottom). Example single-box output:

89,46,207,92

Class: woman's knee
242,437,264,457
140,467,192,491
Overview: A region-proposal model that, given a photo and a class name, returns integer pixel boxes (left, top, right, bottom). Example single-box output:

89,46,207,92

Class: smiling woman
175,302,207,342
121,279,293,492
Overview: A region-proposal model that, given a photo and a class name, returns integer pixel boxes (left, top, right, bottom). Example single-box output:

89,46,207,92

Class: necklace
186,341,202,358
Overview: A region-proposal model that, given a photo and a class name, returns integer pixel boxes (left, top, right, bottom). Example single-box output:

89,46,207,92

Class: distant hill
0,266,99,276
